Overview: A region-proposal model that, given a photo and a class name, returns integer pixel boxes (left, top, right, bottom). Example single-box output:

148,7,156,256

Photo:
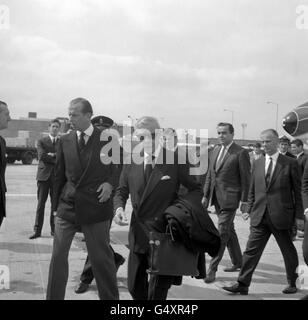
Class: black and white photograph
0,0,308,303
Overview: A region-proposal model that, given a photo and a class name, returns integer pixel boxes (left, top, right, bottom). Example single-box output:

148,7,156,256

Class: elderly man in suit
223,129,304,295
46,98,119,300
29,119,61,239
202,122,251,283
113,116,202,300
0,101,11,228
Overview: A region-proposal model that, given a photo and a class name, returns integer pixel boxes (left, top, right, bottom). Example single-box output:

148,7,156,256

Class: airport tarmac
0,163,307,300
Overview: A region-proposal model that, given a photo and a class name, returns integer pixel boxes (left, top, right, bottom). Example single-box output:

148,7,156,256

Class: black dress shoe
29,233,41,240
223,265,242,272
300,294,308,300
75,282,89,294
51,231,54,237
222,282,249,295
282,285,297,294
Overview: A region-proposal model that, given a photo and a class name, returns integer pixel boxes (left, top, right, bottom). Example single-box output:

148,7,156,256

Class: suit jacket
297,152,307,177
113,149,202,254
36,136,58,181
0,136,7,218
301,158,308,209
53,127,118,225
203,142,251,210
247,154,303,229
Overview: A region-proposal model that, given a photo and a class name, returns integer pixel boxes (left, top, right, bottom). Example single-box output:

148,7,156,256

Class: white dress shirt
265,151,279,177
49,134,59,144
76,124,94,145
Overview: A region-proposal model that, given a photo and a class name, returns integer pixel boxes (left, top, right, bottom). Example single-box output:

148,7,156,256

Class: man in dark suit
46,98,119,300
223,129,304,295
29,119,60,239
290,138,307,239
74,115,125,294
300,159,308,299
0,101,11,228
113,116,202,300
279,135,296,158
202,123,251,283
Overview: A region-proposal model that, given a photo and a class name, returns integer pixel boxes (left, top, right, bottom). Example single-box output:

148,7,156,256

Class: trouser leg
46,217,76,300
34,180,50,234
82,221,119,300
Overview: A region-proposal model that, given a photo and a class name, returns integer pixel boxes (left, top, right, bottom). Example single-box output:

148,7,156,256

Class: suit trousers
208,202,242,273
238,210,299,287
46,216,119,300
303,219,308,266
34,178,55,234
127,250,175,300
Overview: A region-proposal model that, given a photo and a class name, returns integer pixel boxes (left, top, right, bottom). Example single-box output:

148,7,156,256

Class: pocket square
161,175,171,180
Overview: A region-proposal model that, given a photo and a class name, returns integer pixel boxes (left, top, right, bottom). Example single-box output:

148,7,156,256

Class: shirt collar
221,141,233,150
49,134,58,141
77,124,94,137
297,151,304,158
266,151,279,162
144,145,162,161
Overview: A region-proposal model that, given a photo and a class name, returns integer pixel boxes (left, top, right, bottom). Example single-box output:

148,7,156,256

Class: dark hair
0,101,7,107
49,118,61,127
261,129,279,138
254,142,261,148
217,122,234,134
70,98,93,115
291,139,303,148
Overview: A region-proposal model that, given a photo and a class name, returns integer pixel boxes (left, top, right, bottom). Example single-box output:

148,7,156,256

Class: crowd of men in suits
0,98,308,300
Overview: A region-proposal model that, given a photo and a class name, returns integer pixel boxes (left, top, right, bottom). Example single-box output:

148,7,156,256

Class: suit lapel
258,156,267,190
268,154,283,188
216,143,234,173
139,163,164,207
68,131,83,179
211,146,220,171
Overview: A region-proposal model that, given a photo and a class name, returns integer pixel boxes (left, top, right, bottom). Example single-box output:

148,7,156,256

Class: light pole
266,101,279,131
224,108,234,125
241,123,247,140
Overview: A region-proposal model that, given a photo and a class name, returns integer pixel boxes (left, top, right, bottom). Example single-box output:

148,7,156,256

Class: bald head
260,129,279,156
0,101,10,130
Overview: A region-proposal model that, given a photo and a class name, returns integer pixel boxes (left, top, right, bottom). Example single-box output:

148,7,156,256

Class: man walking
0,101,11,228
223,129,304,295
202,122,251,283
29,119,60,239
46,98,119,300
113,116,202,300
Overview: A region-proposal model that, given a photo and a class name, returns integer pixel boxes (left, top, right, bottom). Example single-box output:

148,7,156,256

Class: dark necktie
265,157,273,187
52,138,56,147
78,132,86,151
144,156,154,184
216,146,226,171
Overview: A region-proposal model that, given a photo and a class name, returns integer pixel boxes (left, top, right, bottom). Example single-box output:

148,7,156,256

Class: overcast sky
1,0,308,139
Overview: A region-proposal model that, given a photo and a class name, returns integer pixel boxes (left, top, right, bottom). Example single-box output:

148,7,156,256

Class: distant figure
290,139,307,177
222,129,304,295
46,98,119,300
74,115,125,295
29,119,61,239
279,136,296,158
0,101,11,228
202,122,251,283
249,142,264,169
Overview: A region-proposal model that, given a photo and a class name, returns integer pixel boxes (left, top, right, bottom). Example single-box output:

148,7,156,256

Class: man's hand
97,182,113,203
242,212,250,221
201,196,209,208
47,152,56,157
113,208,129,226
240,202,248,213
296,218,305,231
304,208,308,221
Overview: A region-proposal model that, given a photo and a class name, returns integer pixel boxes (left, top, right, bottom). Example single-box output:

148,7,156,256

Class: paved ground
0,163,307,300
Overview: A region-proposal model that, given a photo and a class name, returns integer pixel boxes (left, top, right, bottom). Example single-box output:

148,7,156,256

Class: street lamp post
224,108,234,125
266,101,279,131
